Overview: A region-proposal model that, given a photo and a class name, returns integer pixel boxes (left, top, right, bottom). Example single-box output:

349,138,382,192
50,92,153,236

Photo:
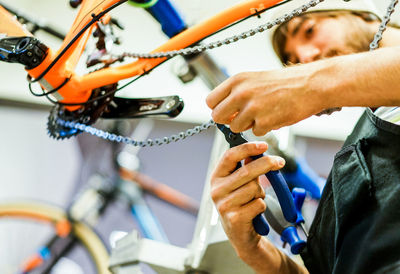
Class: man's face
282,13,372,64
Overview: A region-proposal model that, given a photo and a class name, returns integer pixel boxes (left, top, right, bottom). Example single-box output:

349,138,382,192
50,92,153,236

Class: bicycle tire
0,200,111,274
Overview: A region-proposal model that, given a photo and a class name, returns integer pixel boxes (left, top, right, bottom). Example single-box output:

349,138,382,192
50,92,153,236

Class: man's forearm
317,46,400,109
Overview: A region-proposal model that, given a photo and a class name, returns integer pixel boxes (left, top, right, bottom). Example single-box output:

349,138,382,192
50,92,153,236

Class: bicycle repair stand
109,131,256,274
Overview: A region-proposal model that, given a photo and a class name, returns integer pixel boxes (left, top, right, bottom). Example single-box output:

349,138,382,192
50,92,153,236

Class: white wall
0,105,80,204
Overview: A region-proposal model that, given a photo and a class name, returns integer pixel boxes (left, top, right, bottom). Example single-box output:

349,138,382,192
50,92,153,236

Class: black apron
301,108,400,274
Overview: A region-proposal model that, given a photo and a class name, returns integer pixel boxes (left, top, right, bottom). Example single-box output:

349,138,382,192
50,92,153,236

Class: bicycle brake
0,36,48,69
101,95,184,119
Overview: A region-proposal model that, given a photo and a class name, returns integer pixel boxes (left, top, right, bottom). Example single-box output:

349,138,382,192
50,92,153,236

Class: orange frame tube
6,0,283,109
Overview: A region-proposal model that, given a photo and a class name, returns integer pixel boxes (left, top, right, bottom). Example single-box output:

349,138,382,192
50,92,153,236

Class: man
207,0,400,273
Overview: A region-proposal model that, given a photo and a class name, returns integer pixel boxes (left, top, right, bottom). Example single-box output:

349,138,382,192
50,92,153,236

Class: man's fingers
206,77,234,109
212,151,285,195
252,119,270,137
229,105,256,133
213,179,265,211
227,154,285,191
211,96,241,124
223,198,267,230
242,198,267,220
212,142,269,178
234,198,267,224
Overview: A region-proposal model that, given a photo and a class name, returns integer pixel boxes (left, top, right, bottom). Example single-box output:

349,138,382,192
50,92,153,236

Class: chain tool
58,0,397,147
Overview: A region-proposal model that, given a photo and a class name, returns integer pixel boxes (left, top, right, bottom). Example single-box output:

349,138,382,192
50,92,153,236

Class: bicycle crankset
47,88,184,139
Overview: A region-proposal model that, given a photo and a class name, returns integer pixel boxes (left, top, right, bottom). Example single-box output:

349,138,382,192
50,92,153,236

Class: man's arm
206,46,400,136
325,47,400,108
210,142,308,273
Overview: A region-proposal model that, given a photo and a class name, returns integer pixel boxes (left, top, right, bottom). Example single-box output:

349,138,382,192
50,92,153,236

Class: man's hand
211,142,309,273
206,65,328,136
211,142,287,272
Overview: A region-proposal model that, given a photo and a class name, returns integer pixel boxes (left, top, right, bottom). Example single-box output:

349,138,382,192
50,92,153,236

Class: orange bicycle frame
1,0,282,110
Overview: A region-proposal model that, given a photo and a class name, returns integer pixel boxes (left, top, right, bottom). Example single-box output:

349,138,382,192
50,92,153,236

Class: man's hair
272,10,399,65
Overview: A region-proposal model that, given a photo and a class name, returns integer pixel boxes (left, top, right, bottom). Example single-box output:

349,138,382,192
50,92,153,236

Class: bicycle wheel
0,200,111,274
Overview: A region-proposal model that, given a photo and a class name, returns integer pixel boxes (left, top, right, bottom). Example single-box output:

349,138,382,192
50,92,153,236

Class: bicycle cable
47,74,143,106
27,0,129,102
48,58,168,106
27,0,128,85
28,77,70,97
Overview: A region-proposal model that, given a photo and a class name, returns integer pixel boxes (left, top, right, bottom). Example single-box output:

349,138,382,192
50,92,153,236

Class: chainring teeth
47,105,83,140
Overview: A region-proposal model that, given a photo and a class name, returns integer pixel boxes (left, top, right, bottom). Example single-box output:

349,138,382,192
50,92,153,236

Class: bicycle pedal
101,95,184,119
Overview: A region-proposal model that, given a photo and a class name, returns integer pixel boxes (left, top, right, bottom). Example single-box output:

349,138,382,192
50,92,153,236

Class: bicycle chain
57,0,397,147
57,118,215,147
369,0,398,51
121,0,325,59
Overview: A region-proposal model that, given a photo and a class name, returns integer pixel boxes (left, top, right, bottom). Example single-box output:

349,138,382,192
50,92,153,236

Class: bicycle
0,0,330,273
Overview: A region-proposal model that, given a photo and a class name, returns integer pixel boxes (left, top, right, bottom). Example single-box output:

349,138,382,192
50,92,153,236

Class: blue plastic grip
251,154,297,223
281,226,306,254
292,187,306,225
147,0,186,38
266,170,297,223
282,158,325,199
253,213,270,235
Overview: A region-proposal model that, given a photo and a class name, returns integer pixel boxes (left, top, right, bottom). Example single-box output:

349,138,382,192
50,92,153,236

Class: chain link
58,0,398,147
369,0,398,50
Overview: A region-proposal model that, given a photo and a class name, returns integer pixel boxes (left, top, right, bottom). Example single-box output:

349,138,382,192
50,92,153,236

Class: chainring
47,84,117,139
47,104,85,139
